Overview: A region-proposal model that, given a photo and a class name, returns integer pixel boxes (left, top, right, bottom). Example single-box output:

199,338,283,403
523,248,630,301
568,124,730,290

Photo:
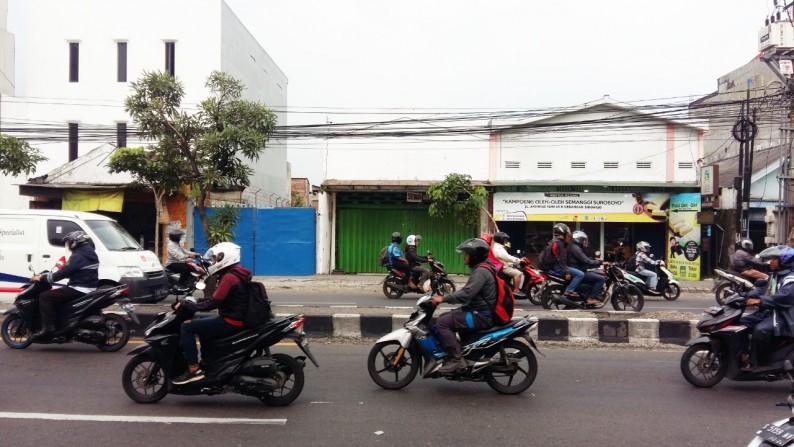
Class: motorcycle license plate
757,424,794,446
120,303,134,312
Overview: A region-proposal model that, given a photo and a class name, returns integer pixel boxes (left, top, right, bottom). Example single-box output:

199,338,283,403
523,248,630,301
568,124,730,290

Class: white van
0,209,168,303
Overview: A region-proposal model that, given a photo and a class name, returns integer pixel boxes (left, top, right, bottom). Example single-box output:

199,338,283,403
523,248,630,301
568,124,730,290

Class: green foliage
207,204,241,246
427,173,489,228
291,195,306,207
108,146,183,192
0,134,47,176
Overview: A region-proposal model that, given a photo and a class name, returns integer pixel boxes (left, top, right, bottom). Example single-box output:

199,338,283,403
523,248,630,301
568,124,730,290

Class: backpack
378,246,390,267
477,263,515,325
624,254,637,272
230,271,274,328
538,241,555,270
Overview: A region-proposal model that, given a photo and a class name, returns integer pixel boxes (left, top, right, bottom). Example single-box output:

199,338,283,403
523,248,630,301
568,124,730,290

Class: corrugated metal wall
336,205,475,274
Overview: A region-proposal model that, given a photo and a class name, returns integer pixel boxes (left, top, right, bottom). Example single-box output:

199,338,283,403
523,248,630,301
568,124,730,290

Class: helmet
493,232,510,245
553,223,571,237
480,232,493,245
204,242,241,276
62,231,92,250
739,239,754,252
758,245,794,267
636,241,651,253
406,235,417,246
391,232,402,244
456,238,489,267
168,228,185,243
572,230,588,246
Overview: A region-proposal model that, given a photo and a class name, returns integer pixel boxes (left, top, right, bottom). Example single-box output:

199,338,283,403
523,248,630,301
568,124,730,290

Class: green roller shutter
336,204,476,274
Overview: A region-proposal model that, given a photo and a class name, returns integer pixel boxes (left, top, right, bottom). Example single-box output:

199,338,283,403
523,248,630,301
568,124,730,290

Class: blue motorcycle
366,294,540,394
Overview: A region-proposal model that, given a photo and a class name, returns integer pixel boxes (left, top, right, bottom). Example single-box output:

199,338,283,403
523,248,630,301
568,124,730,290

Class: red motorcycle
512,252,546,306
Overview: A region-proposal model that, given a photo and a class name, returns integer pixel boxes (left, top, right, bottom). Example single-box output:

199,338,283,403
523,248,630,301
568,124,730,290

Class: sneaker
740,363,755,372
514,290,527,298
173,369,204,385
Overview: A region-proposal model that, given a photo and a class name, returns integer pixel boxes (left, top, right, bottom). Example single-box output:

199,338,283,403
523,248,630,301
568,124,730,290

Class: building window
68,123,78,161
69,42,79,82
117,42,127,82
571,162,586,169
637,161,652,169
116,122,127,148
537,162,552,169
504,161,520,169
604,162,619,169
678,161,694,169
165,41,175,76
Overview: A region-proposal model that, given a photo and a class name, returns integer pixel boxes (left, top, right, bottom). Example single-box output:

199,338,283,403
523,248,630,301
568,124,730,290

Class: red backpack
477,262,515,324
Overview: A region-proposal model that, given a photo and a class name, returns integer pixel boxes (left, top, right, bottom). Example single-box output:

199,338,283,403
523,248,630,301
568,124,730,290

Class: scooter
680,293,794,388
623,259,681,301
514,250,546,306
382,253,456,299
165,254,211,298
539,264,644,311
712,268,756,305
747,360,794,446
367,294,540,394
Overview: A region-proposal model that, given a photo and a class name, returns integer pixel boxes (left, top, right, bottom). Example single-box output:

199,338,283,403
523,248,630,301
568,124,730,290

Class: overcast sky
7,0,780,184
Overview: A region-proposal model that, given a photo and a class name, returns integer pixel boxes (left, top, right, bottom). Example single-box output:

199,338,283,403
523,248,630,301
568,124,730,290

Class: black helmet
168,228,185,243
391,232,402,244
493,232,510,245
739,239,753,252
456,238,489,267
62,231,92,250
553,223,571,237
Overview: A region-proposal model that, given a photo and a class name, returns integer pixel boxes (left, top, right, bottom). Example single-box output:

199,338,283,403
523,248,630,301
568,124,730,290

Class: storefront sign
406,192,424,203
493,192,670,223
667,193,701,281
700,165,719,196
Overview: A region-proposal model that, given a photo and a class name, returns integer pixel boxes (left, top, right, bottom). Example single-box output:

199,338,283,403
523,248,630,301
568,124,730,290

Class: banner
667,193,701,281
493,192,670,223
62,190,124,213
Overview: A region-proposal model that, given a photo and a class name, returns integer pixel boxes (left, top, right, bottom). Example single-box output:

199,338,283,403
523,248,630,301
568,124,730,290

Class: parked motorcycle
165,254,211,298
1,268,138,352
122,299,319,406
712,268,756,305
367,294,539,394
680,294,794,388
623,260,681,301
540,264,644,311
747,360,794,446
382,253,456,299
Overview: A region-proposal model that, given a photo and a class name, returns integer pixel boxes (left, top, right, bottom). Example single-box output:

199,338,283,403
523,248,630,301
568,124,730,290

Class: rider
731,238,769,281
431,238,498,375
165,228,199,290
173,242,251,385
634,241,662,289
568,230,606,305
740,245,794,371
492,232,527,297
31,231,99,340
540,223,584,299
405,234,432,291
388,232,414,289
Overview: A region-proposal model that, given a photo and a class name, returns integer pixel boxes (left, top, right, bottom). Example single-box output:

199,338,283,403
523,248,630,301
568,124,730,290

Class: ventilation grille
537,162,552,169
604,162,619,169
571,162,586,169
505,161,520,169
678,162,694,169
637,161,652,169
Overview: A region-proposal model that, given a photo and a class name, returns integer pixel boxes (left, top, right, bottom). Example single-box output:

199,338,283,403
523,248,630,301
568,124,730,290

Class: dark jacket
441,261,497,312
568,243,600,271
759,268,794,337
541,239,569,274
405,246,429,267
190,264,252,324
731,249,766,273
43,244,99,288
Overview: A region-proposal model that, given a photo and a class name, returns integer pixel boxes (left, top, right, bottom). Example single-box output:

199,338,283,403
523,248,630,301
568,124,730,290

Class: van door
43,218,83,274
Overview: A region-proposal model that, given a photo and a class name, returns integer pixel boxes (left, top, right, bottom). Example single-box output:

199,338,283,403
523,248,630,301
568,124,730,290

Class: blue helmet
758,245,794,267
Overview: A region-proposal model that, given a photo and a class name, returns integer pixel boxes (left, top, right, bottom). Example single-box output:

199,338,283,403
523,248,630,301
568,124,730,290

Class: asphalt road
0,342,788,446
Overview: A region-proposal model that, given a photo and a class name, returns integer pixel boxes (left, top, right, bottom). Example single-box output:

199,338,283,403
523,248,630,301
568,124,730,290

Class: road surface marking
0,412,286,425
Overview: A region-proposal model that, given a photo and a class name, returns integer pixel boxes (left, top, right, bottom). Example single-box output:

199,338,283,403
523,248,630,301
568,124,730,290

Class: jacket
387,242,406,267
441,260,497,313
635,251,660,272
43,243,99,289
405,245,429,267
731,249,766,273
758,268,794,337
166,239,193,265
190,264,252,325
492,243,519,266
568,243,600,271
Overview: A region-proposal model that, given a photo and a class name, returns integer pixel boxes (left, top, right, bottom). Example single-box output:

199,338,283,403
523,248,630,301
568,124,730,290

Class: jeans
636,269,658,289
554,267,584,293
740,310,774,366
435,309,494,349
582,270,606,298
180,316,241,366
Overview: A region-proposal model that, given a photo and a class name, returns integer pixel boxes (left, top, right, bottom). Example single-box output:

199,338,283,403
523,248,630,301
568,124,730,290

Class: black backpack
624,254,637,272
230,271,273,328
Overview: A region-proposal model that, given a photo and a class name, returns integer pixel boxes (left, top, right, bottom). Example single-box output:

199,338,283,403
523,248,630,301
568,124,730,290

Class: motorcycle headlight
118,266,145,278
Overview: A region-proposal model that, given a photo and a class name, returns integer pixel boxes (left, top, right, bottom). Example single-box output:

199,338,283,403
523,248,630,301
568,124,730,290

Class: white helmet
636,241,651,253
204,242,241,276
406,235,417,246
572,231,588,246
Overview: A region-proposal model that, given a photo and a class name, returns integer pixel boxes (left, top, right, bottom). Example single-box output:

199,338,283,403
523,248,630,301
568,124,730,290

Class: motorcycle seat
203,317,289,347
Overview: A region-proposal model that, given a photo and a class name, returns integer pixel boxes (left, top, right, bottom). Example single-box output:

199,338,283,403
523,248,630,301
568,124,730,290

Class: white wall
0,0,13,95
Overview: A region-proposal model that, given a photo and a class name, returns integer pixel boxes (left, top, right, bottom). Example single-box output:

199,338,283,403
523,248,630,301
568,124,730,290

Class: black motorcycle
680,294,794,388
121,301,319,406
165,254,211,298
382,254,456,299
1,274,138,352
540,264,644,311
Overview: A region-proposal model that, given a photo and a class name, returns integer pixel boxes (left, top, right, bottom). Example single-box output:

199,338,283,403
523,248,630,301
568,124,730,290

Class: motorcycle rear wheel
437,278,457,295
663,283,681,301
382,279,404,299
486,339,538,395
259,353,305,406
367,341,420,390
527,283,543,306
97,313,130,352
1,314,33,349
122,354,168,403
714,282,734,306
680,343,727,388
611,285,644,312
540,284,566,310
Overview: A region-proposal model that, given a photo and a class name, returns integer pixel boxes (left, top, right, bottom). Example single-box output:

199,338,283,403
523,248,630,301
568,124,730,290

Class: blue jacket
43,244,99,289
387,242,405,267
758,268,794,337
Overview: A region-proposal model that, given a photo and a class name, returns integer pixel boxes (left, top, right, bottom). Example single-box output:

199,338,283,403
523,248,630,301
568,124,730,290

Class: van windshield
85,220,142,251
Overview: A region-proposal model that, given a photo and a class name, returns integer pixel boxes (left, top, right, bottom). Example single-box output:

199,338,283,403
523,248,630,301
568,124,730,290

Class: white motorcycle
747,360,794,446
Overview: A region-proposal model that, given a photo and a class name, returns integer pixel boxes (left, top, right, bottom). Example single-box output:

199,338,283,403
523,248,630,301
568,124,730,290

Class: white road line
0,412,286,425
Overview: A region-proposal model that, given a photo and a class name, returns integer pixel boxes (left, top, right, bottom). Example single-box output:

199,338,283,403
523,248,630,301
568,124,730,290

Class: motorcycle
121,299,319,406
1,267,139,352
514,250,546,306
680,293,794,388
622,259,681,301
367,294,540,394
165,254,211,298
382,253,457,299
539,264,644,311
747,360,794,446
712,268,756,305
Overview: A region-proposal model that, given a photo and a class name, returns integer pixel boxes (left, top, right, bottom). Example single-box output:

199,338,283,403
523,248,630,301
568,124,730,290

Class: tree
427,173,497,230
118,70,277,240
0,134,47,176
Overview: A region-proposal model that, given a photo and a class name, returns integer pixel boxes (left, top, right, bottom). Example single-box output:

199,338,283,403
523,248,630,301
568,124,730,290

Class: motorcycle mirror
185,296,198,304
516,250,522,255
195,281,206,290
650,254,655,258
28,264,34,272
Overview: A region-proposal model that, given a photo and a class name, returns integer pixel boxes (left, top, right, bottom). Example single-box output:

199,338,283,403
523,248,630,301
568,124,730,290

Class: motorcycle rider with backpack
731,238,769,282
540,223,584,299
568,230,606,306
431,238,498,375
388,232,415,289
173,242,252,385
405,234,432,291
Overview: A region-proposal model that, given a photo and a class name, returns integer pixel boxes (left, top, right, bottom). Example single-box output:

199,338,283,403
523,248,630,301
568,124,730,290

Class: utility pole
732,84,758,243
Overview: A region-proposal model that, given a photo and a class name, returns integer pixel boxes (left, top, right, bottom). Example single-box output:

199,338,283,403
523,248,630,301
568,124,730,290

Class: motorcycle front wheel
97,313,130,352
680,343,727,388
1,314,33,349
611,285,644,312
259,353,305,406
663,283,681,301
714,282,734,305
367,341,420,390
437,278,456,295
382,278,404,299
486,339,538,395
122,354,168,403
